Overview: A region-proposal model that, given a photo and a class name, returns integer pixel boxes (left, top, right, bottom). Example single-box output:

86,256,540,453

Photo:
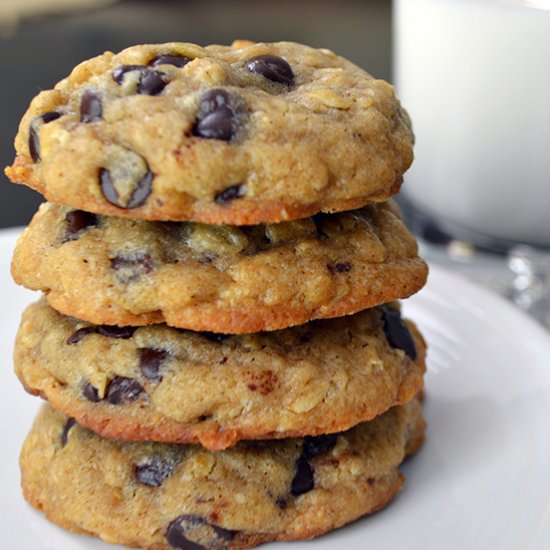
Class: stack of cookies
6,41,428,549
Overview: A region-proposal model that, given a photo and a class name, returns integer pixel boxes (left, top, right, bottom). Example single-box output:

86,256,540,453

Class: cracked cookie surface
6,40,413,224
20,398,425,549
11,201,427,333
15,299,426,450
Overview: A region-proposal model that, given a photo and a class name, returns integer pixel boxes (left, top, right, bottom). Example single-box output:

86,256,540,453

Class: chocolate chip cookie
15,298,426,450
11,201,427,333
20,397,425,549
5,40,413,225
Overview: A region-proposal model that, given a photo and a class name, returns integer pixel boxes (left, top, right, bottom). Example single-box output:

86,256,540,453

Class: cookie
20,397,425,549
11,201,427,333
15,298,426,450
5,40,413,225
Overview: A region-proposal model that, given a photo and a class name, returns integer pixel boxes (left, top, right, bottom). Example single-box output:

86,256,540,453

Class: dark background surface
0,0,392,228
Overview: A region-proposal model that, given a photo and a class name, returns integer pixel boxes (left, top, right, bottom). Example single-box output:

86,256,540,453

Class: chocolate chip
150,54,192,68
99,168,118,204
327,261,351,274
311,213,330,238
106,377,145,405
381,306,417,360
29,111,61,162
291,434,337,497
112,65,146,84
199,332,230,343
99,167,154,210
138,69,168,95
195,107,233,140
82,381,101,402
60,418,76,447
193,89,244,141
110,253,154,283
67,327,96,345
291,456,314,496
80,90,103,123
64,210,98,240
112,65,168,95
128,170,154,208
245,55,295,86
276,497,287,509
139,348,169,382
214,184,245,205
303,434,338,459
135,457,177,487
39,112,62,124
97,325,136,339
166,515,236,550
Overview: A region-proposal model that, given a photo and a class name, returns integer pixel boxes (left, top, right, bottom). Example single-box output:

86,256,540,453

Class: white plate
2,227,550,549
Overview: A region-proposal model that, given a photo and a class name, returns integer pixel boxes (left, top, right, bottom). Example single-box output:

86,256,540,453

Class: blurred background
0,0,392,228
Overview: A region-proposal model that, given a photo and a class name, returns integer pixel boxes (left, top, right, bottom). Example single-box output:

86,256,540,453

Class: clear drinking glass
393,0,550,327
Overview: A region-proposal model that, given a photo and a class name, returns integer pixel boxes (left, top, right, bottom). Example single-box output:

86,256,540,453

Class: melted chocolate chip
110,254,153,272
80,90,103,123
67,326,97,345
97,325,137,339
29,111,61,162
60,418,76,447
245,54,295,87
291,434,337,497
150,54,193,68
166,515,236,550
291,456,314,496
135,457,177,487
112,65,167,95
327,261,351,274
193,88,243,141
82,381,101,402
67,324,135,344
99,168,153,210
214,184,245,205
139,348,169,382
106,376,145,405
303,434,338,459
110,253,154,283
381,306,417,360
64,210,98,240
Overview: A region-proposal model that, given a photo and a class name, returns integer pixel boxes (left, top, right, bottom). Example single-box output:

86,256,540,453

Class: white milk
394,0,550,247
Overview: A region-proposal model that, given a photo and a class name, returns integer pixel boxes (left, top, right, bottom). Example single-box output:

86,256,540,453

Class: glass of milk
393,0,550,324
